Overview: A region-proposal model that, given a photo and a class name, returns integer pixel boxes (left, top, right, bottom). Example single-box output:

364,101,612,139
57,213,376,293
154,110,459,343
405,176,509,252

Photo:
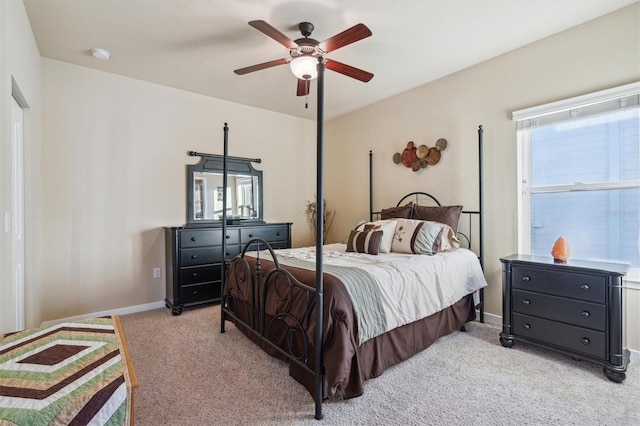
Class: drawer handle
580,283,590,291
191,255,197,259
581,338,590,345
581,311,590,318
522,299,531,306
249,234,254,238
192,272,198,277
191,237,197,242
226,235,231,239
522,275,531,282
276,231,281,236
193,290,198,295
225,252,231,256
523,323,531,330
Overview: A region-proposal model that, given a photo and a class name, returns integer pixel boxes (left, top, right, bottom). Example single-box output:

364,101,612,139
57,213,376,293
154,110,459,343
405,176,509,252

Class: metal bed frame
220,120,484,420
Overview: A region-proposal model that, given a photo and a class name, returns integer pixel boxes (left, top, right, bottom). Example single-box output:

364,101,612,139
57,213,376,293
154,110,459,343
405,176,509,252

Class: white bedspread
257,243,488,345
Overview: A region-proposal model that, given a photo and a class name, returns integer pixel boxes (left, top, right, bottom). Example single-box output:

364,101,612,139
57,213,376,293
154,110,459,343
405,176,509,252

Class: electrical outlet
153,268,161,278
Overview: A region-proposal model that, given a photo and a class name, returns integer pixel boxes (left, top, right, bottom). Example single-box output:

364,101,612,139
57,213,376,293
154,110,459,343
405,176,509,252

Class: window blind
513,82,640,130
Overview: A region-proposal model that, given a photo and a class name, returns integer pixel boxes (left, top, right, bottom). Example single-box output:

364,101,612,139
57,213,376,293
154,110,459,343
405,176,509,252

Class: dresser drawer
181,245,241,266
240,225,289,245
512,266,606,303
181,282,220,304
513,290,606,331
180,229,240,248
181,247,218,266
180,265,219,285
513,313,606,359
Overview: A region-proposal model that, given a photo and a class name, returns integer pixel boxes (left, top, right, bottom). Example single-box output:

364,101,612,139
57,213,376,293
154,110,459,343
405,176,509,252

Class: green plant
305,197,335,244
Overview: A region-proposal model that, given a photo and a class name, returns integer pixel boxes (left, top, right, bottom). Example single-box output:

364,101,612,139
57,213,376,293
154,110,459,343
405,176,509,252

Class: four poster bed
220,121,486,419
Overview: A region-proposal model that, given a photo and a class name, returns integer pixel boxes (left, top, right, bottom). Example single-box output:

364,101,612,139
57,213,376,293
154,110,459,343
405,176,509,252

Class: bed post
314,57,325,421
369,150,373,222
220,123,229,333
478,125,485,323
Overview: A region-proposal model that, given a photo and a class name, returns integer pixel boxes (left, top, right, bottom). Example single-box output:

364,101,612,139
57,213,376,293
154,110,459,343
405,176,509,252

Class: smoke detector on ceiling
91,47,110,61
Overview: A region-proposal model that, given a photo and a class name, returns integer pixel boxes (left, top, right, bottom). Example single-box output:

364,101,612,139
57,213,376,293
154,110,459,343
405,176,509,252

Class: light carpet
120,304,639,425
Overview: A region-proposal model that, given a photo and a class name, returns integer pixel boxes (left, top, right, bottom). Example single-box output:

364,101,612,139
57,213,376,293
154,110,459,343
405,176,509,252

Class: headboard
370,191,481,254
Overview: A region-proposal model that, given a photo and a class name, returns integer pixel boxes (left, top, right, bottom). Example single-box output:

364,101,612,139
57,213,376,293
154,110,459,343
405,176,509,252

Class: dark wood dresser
165,222,291,315
499,254,630,382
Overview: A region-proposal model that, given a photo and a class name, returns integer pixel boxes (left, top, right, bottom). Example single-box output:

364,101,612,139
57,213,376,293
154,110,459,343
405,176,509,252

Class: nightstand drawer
513,313,606,358
513,290,606,331
512,266,605,303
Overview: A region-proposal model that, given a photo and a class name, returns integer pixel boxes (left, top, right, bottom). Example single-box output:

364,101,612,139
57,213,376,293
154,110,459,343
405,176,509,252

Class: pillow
346,229,384,255
411,204,463,234
391,218,460,254
380,204,413,220
356,220,397,253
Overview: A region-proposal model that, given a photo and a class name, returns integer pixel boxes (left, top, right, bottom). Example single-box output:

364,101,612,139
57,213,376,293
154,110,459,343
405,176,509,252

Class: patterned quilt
0,316,137,426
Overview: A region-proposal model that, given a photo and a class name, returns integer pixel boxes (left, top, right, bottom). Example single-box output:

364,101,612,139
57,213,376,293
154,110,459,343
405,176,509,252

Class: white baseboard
40,300,166,328
476,309,640,363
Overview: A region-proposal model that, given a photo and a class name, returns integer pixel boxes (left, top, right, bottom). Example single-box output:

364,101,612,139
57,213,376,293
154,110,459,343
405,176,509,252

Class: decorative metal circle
421,160,428,169
392,152,402,164
435,138,448,151
416,144,429,159
425,147,441,165
411,158,422,171
401,143,417,167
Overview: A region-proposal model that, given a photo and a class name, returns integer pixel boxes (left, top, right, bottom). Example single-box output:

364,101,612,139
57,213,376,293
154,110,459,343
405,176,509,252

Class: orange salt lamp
551,237,570,262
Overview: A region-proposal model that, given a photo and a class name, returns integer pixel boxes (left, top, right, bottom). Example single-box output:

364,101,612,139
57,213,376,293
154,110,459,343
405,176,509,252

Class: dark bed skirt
228,294,476,400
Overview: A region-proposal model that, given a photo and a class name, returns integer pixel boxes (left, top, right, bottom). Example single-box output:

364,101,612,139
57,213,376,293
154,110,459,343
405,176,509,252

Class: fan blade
249,20,298,49
319,23,372,53
234,58,288,75
325,60,373,82
296,79,310,96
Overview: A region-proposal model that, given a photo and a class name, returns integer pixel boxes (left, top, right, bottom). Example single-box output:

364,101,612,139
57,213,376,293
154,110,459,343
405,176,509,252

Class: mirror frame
186,151,264,226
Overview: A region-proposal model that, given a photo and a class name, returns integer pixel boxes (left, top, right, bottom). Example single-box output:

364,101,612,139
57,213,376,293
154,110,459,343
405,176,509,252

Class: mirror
186,152,263,225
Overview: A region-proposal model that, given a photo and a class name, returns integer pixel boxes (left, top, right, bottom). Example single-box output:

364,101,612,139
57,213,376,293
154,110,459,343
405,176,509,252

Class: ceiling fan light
290,56,318,80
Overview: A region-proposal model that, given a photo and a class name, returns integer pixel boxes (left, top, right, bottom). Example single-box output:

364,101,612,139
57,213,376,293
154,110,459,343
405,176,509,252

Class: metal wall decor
393,138,448,172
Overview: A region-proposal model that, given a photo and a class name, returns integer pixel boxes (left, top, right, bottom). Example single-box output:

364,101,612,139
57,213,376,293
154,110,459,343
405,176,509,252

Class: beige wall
0,0,42,331
7,1,640,354
325,4,640,351
38,59,316,324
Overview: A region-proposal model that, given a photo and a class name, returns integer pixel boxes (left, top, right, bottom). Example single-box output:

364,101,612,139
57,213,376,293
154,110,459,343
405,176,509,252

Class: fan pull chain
305,94,309,109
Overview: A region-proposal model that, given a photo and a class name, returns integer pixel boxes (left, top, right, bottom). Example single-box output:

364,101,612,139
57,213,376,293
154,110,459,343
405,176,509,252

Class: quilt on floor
0,316,135,426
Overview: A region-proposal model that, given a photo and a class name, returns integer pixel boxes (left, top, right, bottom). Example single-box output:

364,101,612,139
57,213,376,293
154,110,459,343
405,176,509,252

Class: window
514,83,640,281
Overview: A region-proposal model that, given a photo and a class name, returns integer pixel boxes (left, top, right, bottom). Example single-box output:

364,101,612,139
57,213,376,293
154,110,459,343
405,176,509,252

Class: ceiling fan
234,20,374,97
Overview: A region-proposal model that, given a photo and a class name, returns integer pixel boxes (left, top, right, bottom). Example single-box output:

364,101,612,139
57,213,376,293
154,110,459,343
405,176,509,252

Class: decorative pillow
411,204,463,234
346,230,384,255
380,204,413,220
391,218,460,254
356,220,397,253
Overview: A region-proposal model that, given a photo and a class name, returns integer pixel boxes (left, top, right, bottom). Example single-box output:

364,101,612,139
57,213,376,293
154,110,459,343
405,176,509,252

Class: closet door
1,95,25,333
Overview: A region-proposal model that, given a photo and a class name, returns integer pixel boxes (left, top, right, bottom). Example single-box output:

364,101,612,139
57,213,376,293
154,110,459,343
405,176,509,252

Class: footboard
221,238,324,396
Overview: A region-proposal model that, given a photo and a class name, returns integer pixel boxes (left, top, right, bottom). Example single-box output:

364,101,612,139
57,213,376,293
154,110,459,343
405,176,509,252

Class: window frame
514,82,640,284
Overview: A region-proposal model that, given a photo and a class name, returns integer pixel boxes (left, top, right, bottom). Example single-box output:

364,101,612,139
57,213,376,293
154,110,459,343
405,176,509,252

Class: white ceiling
23,0,637,120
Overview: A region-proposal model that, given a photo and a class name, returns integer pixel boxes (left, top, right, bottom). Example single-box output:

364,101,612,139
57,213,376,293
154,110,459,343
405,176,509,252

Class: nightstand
499,254,630,382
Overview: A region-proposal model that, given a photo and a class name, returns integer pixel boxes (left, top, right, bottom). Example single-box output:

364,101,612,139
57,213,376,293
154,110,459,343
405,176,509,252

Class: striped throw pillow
346,230,384,255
